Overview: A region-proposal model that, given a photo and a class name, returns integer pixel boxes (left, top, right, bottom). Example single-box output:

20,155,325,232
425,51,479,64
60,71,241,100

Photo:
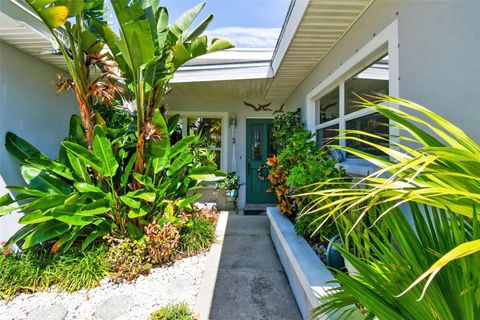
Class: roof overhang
0,0,68,70
172,48,274,83
0,0,374,101
266,0,373,100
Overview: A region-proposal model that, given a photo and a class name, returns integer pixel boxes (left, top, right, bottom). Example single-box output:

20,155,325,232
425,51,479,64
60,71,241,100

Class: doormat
243,210,266,216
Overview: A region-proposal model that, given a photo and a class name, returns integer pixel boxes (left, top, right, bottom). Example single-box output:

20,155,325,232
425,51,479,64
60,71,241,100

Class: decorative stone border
194,211,229,320
267,207,361,320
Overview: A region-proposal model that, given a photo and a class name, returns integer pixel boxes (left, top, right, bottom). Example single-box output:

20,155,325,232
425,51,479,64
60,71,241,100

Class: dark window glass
267,124,276,157
345,55,389,115
346,113,389,157
187,117,222,147
252,125,263,161
316,124,339,147
315,87,339,124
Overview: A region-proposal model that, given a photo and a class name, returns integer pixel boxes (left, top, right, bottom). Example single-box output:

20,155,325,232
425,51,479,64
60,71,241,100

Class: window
177,116,224,169
316,124,339,147
315,87,339,125
345,113,388,156
314,54,390,157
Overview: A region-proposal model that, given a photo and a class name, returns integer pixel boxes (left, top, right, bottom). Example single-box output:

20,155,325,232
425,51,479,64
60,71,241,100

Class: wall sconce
229,114,237,129
230,114,237,172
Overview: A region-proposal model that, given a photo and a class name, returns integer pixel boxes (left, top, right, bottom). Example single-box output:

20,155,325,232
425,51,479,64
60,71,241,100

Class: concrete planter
267,207,362,320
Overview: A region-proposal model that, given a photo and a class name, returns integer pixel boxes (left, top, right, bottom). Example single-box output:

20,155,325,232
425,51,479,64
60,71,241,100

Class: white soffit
0,1,67,70
169,78,273,100
266,0,373,100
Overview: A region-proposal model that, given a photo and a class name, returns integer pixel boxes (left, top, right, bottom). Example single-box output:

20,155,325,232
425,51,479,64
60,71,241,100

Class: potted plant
216,172,242,201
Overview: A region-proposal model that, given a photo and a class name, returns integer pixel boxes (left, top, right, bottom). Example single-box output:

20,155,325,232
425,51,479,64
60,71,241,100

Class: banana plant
24,0,123,149
0,113,224,252
97,1,234,174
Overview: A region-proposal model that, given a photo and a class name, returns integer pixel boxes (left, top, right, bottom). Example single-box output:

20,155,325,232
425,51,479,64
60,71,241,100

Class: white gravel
0,252,209,320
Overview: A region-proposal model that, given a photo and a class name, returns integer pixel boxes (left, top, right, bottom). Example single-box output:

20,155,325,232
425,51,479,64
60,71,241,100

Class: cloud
205,27,281,48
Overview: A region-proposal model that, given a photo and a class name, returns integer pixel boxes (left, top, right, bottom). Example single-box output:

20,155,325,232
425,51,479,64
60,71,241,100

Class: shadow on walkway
209,215,302,320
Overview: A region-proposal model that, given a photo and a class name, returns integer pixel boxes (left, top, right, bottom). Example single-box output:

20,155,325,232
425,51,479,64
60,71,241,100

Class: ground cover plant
0,0,230,298
150,303,196,320
0,245,110,300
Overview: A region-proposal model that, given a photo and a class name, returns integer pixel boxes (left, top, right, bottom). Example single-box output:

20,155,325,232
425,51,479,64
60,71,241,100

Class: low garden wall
267,207,362,320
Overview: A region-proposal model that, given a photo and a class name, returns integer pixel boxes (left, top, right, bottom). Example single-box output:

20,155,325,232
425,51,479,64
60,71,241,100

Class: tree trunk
134,131,145,176
74,87,94,149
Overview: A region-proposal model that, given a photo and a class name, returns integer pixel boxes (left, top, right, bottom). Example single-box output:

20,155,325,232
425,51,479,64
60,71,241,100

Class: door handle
247,159,251,174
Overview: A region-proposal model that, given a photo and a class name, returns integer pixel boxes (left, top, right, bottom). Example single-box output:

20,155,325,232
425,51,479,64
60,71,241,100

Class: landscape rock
0,253,208,320
94,295,134,320
25,304,68,320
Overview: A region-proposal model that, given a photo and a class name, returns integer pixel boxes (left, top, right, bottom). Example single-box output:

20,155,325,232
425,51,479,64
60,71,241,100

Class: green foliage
315,203,480,320
272,110,303,151
268,119,348,241
0,246,110,300
145,221,181,265
150,303,196,320
294,213,336,242
304,95,480,293
178,216,216,256
106,237,152,281
0,113,224,253
215,172,241,191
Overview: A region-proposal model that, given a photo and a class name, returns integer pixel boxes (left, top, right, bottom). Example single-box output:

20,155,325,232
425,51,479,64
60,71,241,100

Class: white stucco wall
166,96,286,209
0,41,76,240
287,1,480,142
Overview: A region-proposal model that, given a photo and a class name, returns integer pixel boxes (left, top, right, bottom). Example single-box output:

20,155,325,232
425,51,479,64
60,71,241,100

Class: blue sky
106,0,291,48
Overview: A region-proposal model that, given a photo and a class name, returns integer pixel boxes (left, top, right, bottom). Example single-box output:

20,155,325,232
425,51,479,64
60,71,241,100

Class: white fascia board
271,0,310,75
172,63,274,83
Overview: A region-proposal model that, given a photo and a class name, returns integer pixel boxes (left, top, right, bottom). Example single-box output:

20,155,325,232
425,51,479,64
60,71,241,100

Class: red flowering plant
0,241,14,260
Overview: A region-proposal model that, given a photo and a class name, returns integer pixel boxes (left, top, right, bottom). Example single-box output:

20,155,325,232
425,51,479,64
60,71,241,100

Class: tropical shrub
315,203,480,320
145,220,181,264
215,172,242,191
0,113,224,253
106,236,152,281
150,303,196,320
271,110,303,151
304,95,480,293
0,245,110,300
24,0,233,155
268,125,348,237
0,1,232,253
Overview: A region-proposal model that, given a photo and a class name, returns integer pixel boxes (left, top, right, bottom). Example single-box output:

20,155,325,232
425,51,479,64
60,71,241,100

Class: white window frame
175,111,229,172
306,20,399,174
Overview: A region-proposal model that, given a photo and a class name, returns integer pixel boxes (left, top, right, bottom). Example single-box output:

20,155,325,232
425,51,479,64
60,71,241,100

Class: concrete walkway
209,215,302,320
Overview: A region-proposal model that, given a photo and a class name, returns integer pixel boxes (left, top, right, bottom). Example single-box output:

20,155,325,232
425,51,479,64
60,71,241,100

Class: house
1,0,479,241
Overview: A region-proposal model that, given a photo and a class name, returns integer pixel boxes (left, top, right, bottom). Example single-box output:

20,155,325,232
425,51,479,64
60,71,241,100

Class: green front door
246,119,277,204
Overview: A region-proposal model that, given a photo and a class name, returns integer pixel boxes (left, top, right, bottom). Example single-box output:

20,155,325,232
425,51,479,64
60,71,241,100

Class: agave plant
314,203,480,320
302,95,480,295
